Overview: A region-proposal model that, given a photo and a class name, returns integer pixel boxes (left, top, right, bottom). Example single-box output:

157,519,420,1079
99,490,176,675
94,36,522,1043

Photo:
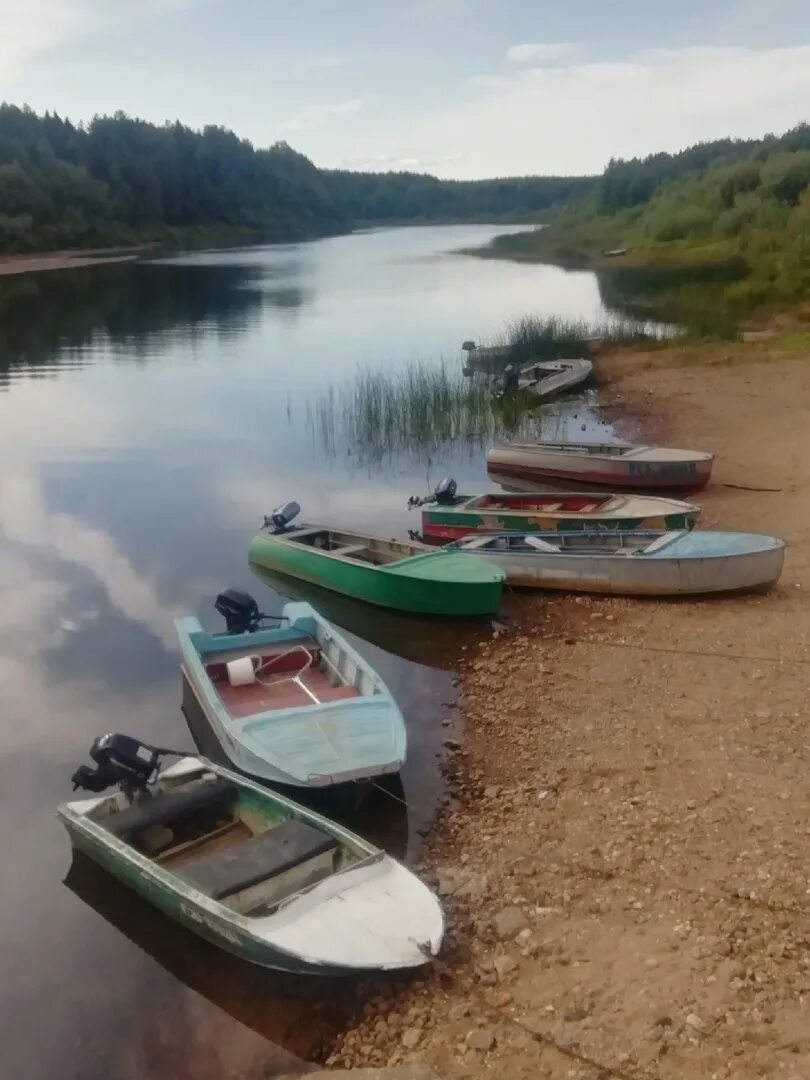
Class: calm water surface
0,225,621,1078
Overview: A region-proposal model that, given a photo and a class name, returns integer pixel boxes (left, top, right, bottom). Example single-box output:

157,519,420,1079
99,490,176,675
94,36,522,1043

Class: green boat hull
248,533,503,617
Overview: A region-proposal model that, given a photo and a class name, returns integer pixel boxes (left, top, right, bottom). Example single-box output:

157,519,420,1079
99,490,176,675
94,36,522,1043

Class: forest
503,123,810,308
0,104,590,252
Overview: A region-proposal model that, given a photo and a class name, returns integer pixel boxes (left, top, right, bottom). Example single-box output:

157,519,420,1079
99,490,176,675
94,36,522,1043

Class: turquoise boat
176,599,407,791
248,505,504,617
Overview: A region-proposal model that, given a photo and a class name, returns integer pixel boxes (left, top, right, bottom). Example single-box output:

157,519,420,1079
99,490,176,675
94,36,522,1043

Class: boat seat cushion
178,819,339,900
107,779,237,840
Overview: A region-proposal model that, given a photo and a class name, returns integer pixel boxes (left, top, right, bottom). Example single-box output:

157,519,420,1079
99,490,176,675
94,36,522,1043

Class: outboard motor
71,734,165,798
407,477,457,509
264,501,300,533
433,477,457,505
214,588,261,634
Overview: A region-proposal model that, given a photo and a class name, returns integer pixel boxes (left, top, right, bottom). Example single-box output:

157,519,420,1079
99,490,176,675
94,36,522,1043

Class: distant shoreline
0,248,146,277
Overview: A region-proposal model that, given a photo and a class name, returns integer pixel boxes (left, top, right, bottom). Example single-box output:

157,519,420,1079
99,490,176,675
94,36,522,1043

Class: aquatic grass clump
498,314,664,364
311,357,536,464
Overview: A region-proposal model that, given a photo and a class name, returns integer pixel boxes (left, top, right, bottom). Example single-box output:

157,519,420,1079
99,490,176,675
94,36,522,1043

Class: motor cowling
407,476,457,509
264,501,300,532
71,733,161,794
433,477,457,504
214,588,261,634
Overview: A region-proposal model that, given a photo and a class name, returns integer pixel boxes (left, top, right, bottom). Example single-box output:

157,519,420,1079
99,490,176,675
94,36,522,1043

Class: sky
2,0,810,178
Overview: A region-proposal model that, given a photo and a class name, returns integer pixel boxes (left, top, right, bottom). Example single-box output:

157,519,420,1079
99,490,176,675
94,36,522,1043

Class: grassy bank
474,127,810,327
485,314,665,363
477,225,771,331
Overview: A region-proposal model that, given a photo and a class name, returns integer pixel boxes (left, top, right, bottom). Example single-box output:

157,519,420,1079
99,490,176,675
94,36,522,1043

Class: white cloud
280,97,365,133
506,42,581,65
0,471,180,649
0,0,87,84
375,44,810,178
0,0,203,91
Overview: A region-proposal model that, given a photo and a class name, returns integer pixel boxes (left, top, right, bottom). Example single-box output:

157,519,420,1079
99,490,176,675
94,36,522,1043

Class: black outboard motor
407,477,457,509
214,588,261,634
71,734,164,798
264,501,300,533
433,477,457,505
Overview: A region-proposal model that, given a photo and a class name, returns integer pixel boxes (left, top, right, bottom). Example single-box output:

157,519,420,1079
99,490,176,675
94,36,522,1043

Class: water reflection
0,224,640,1078
64,852,349,1073
0,261,285,381
251,564,477,671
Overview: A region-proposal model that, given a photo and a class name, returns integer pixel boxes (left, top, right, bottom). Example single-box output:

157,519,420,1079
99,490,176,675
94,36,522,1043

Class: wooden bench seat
178,819,338,901
330,544,369,558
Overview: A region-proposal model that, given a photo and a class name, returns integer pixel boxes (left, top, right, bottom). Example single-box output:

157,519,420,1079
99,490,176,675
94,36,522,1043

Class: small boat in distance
58,736,443,974
488,440,714,490
517,358,592,401
176,591,407,791
408,478,699,541
248,502,504,616
451,529,785,596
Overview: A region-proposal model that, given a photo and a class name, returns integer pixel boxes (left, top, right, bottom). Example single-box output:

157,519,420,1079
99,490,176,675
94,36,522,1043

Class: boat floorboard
216,667,361,718
160,820,253,870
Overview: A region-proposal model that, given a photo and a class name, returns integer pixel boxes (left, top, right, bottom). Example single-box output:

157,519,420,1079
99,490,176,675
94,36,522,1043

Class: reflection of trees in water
596,262,743,334
0,261,309,380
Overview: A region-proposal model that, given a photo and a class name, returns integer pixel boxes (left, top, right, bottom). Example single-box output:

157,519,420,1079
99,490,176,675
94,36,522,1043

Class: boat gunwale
435,492,701,516
252,527,504,582
490,441,715,465
451,530,786,561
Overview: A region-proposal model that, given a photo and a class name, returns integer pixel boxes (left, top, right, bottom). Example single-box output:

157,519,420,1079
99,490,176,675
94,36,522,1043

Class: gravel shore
325,338,810,1079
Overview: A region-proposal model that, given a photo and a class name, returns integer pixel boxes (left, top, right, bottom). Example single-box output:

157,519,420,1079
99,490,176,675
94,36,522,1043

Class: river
0,224,622,1078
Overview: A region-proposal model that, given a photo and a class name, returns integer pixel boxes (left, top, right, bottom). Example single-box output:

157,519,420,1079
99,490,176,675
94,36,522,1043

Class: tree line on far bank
559,123,810,306
0,104,591,253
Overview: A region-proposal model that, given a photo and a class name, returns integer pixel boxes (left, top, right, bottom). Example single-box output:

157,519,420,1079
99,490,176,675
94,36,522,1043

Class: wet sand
326,337,810,1078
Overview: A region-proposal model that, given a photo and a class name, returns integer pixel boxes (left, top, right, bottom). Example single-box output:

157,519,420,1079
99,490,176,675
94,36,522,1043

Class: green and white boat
58,736,444,975
248,503,504,617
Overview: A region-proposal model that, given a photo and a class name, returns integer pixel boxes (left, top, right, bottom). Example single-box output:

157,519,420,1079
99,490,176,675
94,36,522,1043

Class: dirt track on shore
326,340,810,1078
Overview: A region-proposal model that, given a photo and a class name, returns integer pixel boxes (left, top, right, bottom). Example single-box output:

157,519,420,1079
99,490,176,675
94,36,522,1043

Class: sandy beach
325,338,810,1079
0,248,143,276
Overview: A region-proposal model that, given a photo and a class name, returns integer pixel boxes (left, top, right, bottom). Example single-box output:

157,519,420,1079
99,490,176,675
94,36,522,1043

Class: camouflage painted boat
410,484,700,542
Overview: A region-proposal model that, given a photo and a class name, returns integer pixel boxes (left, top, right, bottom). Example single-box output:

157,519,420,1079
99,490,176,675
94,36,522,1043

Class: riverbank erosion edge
323,337,810,1078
